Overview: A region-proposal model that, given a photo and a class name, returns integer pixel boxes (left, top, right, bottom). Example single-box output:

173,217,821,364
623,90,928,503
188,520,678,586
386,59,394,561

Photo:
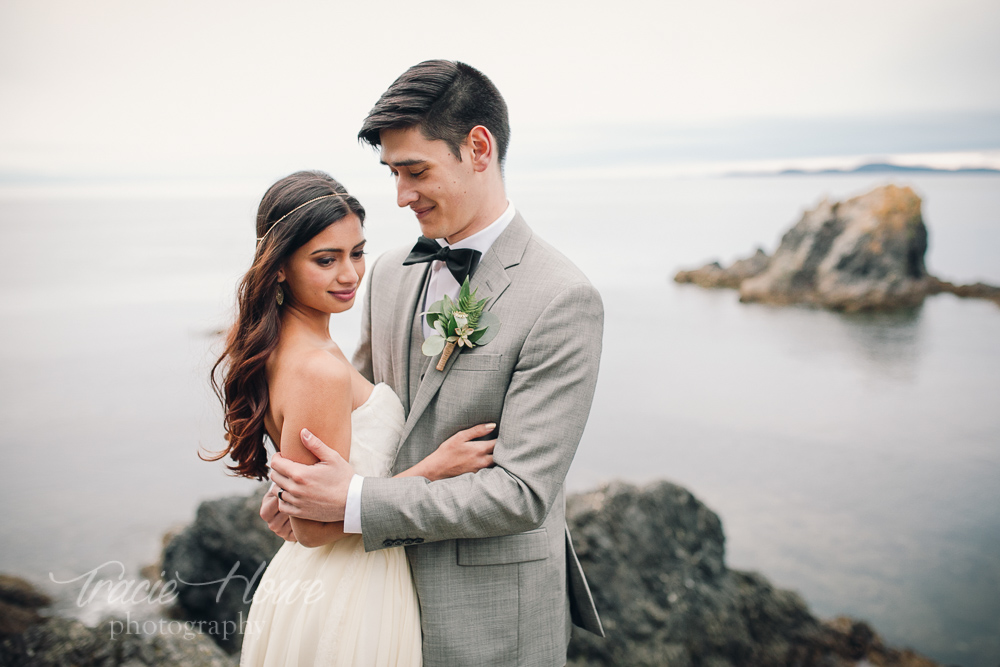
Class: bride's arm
277,352,354,548
395,424,497,481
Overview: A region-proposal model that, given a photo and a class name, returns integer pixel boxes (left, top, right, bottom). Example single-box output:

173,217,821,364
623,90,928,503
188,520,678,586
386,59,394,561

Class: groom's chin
415,217,445,240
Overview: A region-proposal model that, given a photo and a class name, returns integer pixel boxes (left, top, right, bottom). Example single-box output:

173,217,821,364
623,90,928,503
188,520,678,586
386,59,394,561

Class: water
1,173,997,665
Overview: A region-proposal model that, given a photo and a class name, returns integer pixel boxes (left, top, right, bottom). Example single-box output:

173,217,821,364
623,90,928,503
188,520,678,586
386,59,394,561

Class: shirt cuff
343,474,364,534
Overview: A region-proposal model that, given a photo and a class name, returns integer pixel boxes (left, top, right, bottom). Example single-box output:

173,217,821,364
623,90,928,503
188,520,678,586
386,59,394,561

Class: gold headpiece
256,192,351,244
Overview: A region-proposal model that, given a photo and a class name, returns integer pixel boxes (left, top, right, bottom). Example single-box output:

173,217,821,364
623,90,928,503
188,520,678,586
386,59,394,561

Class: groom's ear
467,125,495,173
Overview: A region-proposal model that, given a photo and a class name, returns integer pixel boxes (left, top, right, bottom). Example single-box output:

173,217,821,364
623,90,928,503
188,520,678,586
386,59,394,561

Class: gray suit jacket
352,213,604,666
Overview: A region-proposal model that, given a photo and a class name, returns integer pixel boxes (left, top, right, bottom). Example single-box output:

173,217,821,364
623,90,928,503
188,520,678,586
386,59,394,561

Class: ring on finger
278,489,283,501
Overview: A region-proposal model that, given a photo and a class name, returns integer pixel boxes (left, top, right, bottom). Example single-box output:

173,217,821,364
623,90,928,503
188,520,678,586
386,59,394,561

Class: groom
265,60,604,666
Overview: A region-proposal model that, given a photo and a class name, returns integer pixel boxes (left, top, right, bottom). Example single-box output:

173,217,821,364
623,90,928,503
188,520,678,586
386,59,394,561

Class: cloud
1,0,998,177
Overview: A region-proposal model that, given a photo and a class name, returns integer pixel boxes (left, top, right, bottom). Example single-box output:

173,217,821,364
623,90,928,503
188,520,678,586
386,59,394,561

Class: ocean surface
1,172,998,666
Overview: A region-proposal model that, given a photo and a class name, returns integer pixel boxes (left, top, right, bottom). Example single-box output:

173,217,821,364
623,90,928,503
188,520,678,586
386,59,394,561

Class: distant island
729,162,1000,177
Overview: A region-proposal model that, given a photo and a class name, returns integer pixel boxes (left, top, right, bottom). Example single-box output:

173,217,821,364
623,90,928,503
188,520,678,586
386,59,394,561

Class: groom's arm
359,281,603,550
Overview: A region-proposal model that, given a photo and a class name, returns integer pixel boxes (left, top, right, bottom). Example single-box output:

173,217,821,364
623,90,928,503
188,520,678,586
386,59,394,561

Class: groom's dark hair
358,60,510,167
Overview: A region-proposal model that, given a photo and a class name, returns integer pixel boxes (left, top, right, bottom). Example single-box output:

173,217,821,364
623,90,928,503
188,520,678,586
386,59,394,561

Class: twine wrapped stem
436,341,457,371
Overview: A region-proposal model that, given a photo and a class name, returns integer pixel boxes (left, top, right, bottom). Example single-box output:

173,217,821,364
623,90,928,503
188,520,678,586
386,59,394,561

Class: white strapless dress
240,383,422,666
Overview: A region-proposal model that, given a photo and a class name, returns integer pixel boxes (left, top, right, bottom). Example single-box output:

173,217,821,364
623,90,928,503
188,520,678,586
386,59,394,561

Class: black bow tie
402,236,482,284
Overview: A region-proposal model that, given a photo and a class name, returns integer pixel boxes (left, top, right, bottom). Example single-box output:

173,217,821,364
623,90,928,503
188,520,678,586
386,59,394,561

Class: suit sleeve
359,281,604,549
351,254,378,384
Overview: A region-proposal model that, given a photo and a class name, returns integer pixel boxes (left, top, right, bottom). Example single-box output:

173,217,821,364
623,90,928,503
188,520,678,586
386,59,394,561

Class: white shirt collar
436,201,516,255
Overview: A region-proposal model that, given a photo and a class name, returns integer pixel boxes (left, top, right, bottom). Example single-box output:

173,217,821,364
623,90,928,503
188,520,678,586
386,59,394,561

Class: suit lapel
397,214,531,446
391,262,430,415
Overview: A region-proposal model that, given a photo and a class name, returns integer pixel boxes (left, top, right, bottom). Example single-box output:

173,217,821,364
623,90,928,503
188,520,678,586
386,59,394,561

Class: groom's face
379,126,479,243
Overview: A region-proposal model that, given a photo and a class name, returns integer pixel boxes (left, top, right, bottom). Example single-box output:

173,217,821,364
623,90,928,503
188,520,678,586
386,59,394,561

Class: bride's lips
329,288,357,302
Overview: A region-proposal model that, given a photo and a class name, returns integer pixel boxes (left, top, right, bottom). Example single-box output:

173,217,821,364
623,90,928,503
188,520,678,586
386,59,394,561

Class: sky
1,0,999,181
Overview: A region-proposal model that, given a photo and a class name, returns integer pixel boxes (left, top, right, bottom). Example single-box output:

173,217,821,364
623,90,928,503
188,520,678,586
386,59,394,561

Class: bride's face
278,214,366,315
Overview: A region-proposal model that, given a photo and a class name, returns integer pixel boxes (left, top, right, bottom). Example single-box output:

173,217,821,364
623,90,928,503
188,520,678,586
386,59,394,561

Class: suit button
393,539,404,546
414,538,424,544
403,539,414,545
383,539,393,548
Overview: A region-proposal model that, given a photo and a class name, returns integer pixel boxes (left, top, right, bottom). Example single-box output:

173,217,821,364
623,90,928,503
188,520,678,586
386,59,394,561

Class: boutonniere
421,277,501,371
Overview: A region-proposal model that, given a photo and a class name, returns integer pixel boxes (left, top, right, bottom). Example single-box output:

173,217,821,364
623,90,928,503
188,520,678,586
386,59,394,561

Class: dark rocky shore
675,184,1000,311
1,481,940,666
0,574,234,667
564,482,937,667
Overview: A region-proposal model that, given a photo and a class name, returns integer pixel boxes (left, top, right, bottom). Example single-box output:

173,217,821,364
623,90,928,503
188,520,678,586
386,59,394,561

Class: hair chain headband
255,192,351,244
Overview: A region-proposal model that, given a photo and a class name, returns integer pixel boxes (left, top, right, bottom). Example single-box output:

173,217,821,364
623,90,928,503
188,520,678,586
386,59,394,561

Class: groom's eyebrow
380,158,425,167
309,240,367,255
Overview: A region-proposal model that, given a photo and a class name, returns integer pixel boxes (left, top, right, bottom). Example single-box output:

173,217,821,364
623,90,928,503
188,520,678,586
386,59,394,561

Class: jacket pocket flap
457,528,549,566
450,353,502,371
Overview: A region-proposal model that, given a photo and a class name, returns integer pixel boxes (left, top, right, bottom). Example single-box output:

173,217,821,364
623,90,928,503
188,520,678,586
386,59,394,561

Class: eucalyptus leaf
434,319,447,337
476,310,500,329
422,335,446,356
470,311,500,346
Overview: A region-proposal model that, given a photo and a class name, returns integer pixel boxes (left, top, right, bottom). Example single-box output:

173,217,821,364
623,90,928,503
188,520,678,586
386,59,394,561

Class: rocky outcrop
0,574,52,637
565,481,937,667
2,481,941,665
674,184,999,311
0,574,235,667
739,185,930,309
927,277,1000,306
152,482,937,665
674,248,771,289
161,485,282,653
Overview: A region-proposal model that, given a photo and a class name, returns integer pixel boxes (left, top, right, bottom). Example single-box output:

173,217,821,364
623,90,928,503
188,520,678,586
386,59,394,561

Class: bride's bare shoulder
269,344,353,409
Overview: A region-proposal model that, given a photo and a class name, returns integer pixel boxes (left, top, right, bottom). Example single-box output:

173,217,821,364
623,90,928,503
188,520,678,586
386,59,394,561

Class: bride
207,170,496,666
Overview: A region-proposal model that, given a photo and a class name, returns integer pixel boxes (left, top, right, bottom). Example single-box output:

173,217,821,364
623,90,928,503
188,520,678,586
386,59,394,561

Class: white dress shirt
343,202,516,534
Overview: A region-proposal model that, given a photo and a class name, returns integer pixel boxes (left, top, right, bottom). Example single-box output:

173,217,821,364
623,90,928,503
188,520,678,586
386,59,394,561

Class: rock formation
156,482,936,666
740,185,930,309
927,277,1000,306
0,574,235,667
0,574,51,638
674,184,1000,311
1,481,941,665
674,248,770,289
160,487,284,653
565,481,936,667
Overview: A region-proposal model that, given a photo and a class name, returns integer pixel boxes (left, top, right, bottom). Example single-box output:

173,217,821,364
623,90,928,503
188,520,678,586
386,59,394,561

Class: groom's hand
269,428,354,523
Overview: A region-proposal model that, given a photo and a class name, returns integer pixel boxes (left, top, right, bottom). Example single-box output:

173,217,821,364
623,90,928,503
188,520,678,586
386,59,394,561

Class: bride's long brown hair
204,170,366,480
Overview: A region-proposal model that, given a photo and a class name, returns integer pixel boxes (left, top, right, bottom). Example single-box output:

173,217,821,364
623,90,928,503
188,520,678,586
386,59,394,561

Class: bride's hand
260,484,297,542
406,423,496,481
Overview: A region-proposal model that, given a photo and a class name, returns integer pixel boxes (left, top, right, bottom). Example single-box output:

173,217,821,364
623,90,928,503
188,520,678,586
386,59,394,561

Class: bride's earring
276,283,284,306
